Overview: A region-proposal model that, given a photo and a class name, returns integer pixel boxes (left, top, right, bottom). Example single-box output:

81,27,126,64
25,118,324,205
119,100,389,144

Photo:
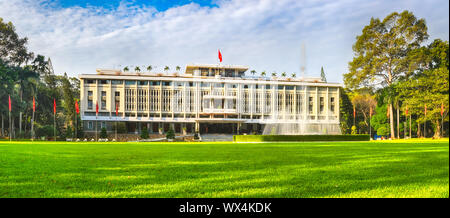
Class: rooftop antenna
300,43,306,80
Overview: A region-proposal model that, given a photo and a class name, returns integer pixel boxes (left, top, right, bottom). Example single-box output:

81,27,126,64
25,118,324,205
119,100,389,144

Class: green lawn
0,139,448,198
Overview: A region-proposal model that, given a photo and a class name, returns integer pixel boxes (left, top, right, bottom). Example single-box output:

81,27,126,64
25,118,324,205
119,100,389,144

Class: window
101,91,106,110
320,97,324,113
309,97,314,114
139,81,148,86
99,80,109,85
88,91,93,109
86,79,95,84
163,81,171,86
88,121,93,129
125,80,136,85
201,82,209,87
285,86,294,90
115,91,120,109
111,80,123,85
101,122,106,128
330,97,335,112
189,82,194,87
151,81,160,86
266,85,271,89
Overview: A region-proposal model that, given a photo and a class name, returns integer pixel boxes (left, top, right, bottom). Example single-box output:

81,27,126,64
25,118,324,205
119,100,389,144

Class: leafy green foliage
140,126,149,139
35,125,55,138
100,127,107,139
166,128,175,139
66,126,72,138
351,126,357,135
371,104,390,136
396,39,449,137
339,89,354,134
233,134,370,142
320,66,326,82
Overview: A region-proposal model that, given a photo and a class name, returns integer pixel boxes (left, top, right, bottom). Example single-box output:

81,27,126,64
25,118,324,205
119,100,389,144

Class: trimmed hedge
233,134,370,142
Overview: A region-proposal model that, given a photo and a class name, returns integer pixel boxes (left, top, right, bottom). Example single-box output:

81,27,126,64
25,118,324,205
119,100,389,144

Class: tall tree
320,67,327,82
344,10,428,139
397,39,449,138
0,18,34,66
339,88,354,134
351,93,377,130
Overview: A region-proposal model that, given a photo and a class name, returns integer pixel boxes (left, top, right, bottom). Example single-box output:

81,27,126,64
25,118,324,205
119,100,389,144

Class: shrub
233,134,370,142
141,126,149,139
100,127,108,139
36,125,55,138
194,132,200,140
377,126,389,136
166,128,175,139
351,126,357,135
66,126,73,138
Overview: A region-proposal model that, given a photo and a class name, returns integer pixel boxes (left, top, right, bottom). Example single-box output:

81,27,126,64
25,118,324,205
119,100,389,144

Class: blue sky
56,0,217,11
0,0,448,83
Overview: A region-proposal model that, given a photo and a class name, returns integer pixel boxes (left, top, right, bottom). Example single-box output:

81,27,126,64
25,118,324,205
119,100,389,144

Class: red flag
33,96,35,112
441,103,444,116
353,106,356,118
116,103,119,116
405,106,408,116
8,95,11,112
96,101,99,115
53,98,56,114
424,104,427,116
218,49,222,62
75,100,79,114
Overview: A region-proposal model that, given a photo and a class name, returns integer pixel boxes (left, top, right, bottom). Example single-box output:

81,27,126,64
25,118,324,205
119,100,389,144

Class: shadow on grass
0,141,448,197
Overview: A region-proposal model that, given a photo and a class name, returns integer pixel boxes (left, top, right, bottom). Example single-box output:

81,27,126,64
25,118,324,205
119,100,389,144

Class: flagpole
9,110,11,142
369,107,371,140
115,116,117,142
32,107,35,141
75,112,77,140
54,112,56,141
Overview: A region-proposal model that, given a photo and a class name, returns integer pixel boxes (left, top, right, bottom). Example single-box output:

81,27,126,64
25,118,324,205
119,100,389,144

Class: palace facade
79,64,342,135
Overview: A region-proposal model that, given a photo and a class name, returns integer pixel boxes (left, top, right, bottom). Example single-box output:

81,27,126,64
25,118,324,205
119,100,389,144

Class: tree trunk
1,114,3,137
389,103,395,139
417,122,421,138
433,120,441,138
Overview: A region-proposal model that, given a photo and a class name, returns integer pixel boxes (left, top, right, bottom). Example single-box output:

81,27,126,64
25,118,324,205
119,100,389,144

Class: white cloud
0,0,448,83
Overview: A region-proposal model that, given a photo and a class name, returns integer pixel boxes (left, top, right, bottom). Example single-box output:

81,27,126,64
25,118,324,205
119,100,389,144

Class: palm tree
261,71,266,77
291,73,296,78
281,72,287,77
271,72,277,77
176,66,181,72
250,70,256,76
164,66,170,73
123,66,129,72
147,65,152,72
134,66,141,73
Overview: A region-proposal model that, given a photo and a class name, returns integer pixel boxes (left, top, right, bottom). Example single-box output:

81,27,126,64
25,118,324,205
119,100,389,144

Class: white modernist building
79,64,342,135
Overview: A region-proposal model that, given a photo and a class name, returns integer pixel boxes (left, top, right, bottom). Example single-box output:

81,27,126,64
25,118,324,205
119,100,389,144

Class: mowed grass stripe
0,139,448,198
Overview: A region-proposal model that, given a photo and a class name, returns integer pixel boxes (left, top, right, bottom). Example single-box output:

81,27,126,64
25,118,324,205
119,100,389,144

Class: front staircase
200,134,234,142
